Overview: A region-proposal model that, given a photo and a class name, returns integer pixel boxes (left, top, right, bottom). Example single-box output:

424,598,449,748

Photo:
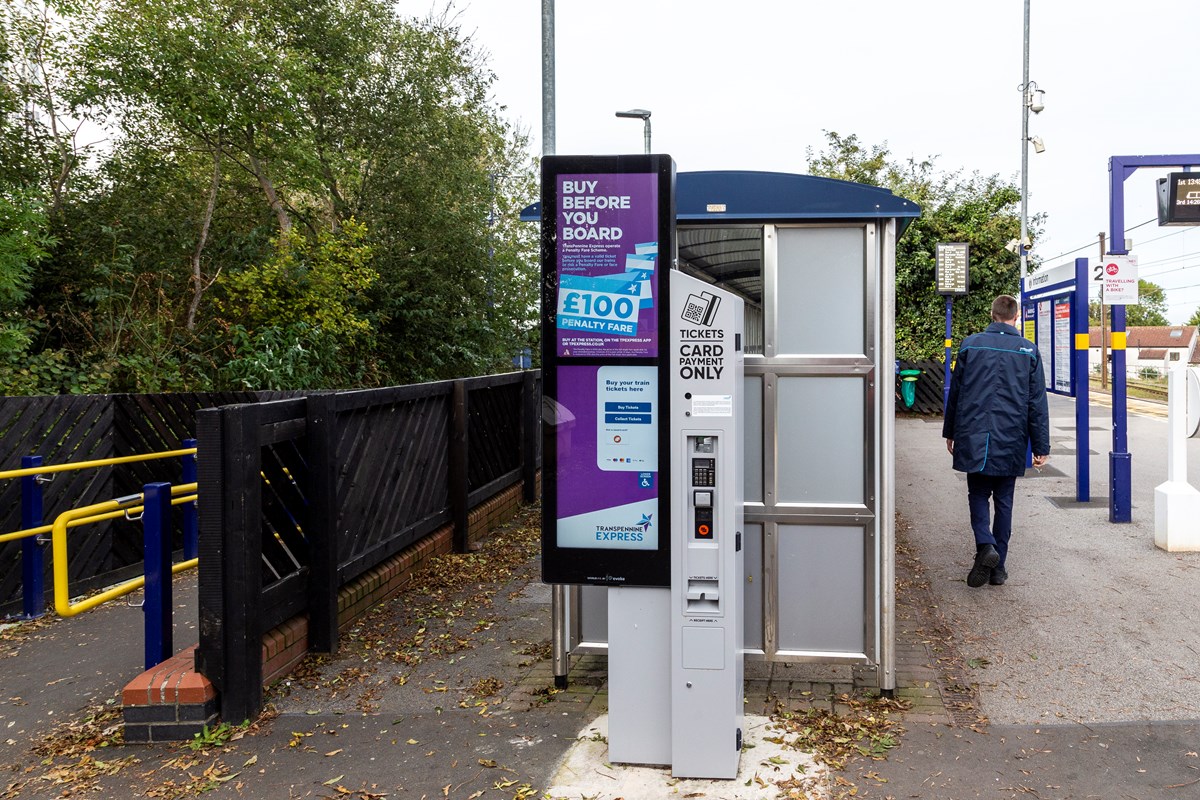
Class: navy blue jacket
942,322,1050,476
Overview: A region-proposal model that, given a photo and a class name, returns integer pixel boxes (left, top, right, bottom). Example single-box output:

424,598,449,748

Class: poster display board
1036,301,1052,390
1053,297,1072,393
540,155,676,587
1024,260,1079,397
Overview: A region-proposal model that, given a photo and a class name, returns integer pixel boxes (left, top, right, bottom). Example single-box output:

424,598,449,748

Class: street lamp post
1018,0,1045,283
615,108,652,154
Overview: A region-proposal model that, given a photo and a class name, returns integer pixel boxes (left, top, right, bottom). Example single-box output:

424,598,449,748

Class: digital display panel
1158,173,1200,226
935,242,970,295
540,154,675,587
555,173,660,358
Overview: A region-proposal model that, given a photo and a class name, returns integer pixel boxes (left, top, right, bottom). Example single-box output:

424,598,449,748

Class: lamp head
615,108,651,120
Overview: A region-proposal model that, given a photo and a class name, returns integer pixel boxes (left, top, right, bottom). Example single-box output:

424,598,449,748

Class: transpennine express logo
594,514,653,542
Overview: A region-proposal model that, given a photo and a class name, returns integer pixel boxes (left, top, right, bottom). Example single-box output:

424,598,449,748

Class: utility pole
1019,0,1031,283
1100,233,1108,389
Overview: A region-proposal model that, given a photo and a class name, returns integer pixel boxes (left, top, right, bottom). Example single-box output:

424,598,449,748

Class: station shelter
523,170,920,691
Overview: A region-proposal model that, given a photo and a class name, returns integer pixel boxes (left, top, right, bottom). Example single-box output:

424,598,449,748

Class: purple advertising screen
554,364,659,552
554,173,659,359
540,154,674,587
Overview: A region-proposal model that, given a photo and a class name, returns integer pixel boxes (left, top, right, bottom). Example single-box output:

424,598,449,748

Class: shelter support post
1073,258,1090,502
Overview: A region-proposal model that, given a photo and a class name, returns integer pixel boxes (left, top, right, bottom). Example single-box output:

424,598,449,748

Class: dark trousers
967,472,1017,568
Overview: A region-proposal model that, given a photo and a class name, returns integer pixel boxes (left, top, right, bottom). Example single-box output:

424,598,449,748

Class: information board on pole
935,242,969,295
540,154,676,587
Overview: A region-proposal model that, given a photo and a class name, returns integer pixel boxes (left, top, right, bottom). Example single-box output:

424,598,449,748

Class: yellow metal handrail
0,447,197,482
51,484,198,618
0,488,197,544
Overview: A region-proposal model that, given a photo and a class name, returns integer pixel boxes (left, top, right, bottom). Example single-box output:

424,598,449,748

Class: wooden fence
194,371,540,721
0,391,294,611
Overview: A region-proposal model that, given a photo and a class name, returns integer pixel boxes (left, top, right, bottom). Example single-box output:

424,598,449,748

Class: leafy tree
1187,307,1200,327
4,1,539,394
1088,280,1169,327
807,132,1030,360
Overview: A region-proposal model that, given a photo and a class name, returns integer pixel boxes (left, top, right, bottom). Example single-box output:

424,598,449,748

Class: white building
1088,325,1198,378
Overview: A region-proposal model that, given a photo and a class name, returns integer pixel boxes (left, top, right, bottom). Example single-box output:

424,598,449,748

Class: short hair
991,295,1019,322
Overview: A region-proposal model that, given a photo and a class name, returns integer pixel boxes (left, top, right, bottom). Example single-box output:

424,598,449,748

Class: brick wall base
122,645,217,742
123,480,531,741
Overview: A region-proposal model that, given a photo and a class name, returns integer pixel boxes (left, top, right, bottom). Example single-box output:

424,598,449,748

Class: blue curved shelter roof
519,169,921,231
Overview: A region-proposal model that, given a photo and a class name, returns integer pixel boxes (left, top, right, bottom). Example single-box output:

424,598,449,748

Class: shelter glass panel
579,584,608,645
744,375,763,502
776,227,865,355
776,524,865,653
743,522,764,652
776,377,864,505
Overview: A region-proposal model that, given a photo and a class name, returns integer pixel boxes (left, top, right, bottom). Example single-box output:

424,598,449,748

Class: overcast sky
399,1,1200,322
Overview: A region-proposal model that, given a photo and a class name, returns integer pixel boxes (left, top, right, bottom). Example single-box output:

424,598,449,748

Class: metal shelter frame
524,170,920,691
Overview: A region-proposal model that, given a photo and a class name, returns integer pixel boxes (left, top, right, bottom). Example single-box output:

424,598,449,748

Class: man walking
943,294,1050,588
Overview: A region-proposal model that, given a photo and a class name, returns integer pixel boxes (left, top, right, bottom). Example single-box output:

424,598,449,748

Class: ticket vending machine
669,273,745,778
540,154,744,779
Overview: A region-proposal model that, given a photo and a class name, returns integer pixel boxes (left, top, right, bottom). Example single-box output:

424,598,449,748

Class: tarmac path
2,393,1199,799
861,394,1200,798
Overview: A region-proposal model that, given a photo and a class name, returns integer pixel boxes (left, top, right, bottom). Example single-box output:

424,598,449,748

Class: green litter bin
898,369,921,409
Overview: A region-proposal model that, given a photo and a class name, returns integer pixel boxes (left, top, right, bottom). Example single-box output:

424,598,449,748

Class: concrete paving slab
548,713,827,800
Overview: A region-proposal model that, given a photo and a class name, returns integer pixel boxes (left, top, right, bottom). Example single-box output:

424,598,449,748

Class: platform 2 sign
540,154,676,588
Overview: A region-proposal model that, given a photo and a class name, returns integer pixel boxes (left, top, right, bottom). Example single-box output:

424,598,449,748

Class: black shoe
989,566,1008,586
967,544,1000,588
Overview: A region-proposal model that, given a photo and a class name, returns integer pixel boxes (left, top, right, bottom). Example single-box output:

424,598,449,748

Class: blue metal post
1073,257,1090,502
20,456,45,619
1108,157,1132,522
943,297,953,411
182,439,198,560
1109,303,1131,521
143,482,173,670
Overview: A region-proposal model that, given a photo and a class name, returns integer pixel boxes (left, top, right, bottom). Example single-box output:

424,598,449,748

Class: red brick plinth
122,645,217,742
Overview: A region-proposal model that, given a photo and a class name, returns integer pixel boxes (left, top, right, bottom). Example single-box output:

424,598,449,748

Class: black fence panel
0,391,302,612
466,376,522,497
331,384,454,584
197,371,541,722
0,395,116,608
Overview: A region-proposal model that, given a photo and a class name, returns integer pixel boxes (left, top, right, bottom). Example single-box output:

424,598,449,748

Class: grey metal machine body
669,272,745,779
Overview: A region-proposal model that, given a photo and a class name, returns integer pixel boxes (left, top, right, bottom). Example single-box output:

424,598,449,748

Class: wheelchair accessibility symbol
638,472,654,490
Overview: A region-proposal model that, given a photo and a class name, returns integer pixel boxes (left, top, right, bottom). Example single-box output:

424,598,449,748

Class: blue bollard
20,455,45,620
143,482,173,671
182,439,198,560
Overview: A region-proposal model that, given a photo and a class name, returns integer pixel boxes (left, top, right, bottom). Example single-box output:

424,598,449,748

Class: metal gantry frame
1106,154,1200,522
